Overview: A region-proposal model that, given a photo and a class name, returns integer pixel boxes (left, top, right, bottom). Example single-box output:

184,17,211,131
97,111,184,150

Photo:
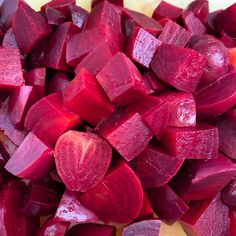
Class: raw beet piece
229,211,236,236
122,219,161,236
194,70,236,118
147,185,189,224
55,130,112,192
221,177,236,210
45,7,65,26
55,190,99,223
12,2,52,54
126,27,162,68
24,92,81,147
69,4,89,29
5,132,53,180
81,161,143,223
152,1,182,21
151,44,206,92
158,91,196,127
8,86,37,129
0,48,24,89
158,19,191,47
67,223,116,236
187,0,209,23
172,153,236,201
160,124,219,160
136,144,184,188
96,52,146,106
92,0,123,7
2,28,18,49
48,71,70,93
137,191,153,220
63,68,114,126
180,194,230,236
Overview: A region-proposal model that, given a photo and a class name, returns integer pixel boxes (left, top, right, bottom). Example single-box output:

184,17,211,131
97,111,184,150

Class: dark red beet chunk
126,27,162,68
160,124,219,160
69,4,89,29
81,161,143,223
48,71,70,94
2,28,18,49
222,176,236,210
92,0,123,8
45,7,65,26
147,185,189,224
151,44,206,92
220,32,236,48
137,191,153,220
13,2,52,54
229,211,236,236
187,0,209,23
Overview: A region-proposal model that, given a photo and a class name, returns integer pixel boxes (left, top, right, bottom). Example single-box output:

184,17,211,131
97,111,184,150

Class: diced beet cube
180,194,230,236
221,177,236,210
24,92,81,147
187,0,209,23
158,91,196,127
92,0,123,8
48,71,70,94
81,161,143,223
160,124,219,160
8,85,38,129
13,2,52,54
54,130,112,192
147,185,189,224
172,153,236,201
96,52,146,106
62,68,114,126
152,1,183,21
55,190,99,223
136,143,184,188
69,4,89,29
0,48,24,89
2,28,18,49
137,191,153,220
5,132,53,180
229,211,236,236
45,6,65,26
158,19,191,47
151,44,206,92
126,27,162,68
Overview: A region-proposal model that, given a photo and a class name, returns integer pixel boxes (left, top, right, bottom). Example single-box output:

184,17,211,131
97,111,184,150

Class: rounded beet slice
54,130,112,192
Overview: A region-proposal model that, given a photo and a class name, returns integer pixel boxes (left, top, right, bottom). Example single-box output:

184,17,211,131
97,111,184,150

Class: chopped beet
187,0,209,23
151,44,206,92
220,32,236,48
147,185,189,224
158,91,196,127
137,191,153,220
221,177,236,210
96,52,146,106
92,0,123,8
229,211,236,236
45,6,65,26
24,92,81,147
126,27,162,68
2,28,18,49
160,124,219,160
55,190,99,223
54,130,112,192
5,132,53,180
206,10,221,35
62,68,114,126
12,2,52,54
48,71,70,94
69,4,89,29
81,161,143,223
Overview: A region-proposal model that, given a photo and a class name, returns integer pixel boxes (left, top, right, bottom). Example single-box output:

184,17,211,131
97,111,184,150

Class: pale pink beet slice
221,177,236,210
137,191,153,220
24,92,81,147
55,190,99,223
5,132,53,180
54,130,112,192
229,211,236,236
48,71,70,94
187,0,209,23
69,4,89,29
12,1,52,54
62,68,114,126
2,28,18,49
151,44,206,92
81,161,143,223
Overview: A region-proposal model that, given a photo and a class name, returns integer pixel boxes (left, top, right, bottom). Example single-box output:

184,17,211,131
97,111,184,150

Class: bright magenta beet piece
24,92,81,147
55,130,112,192
126,27,162,68
147,185,189,224
62,68,114,126
187,0,209,23
81,161,143,223
92,0,123,7
5,132,53,179
96,52,146,106
137,191,153,220
45,7,65,26
151,44,206,92
159,91,196,127
48,71,70,94
229,211,236,236
55,190,99,223
12,1,52,54
160,124,219,159
221,177,236,210
69,5,89,29
2,28,18,49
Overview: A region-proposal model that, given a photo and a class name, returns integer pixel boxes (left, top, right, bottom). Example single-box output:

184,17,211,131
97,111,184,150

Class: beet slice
151,44,206,92
147,185,189,224
137,191,153,220
55,130,112,192
160,124,219,160
24,92,81,147
187,0,209,23
96,52,146,106
12,1,52,54
122,219,161,236
229,211,236,236
2,28,18,49
48,71,70,94
180,194,230,236
69,4,89,29
221,177,236,210
81,161,143,223
158,91,196,127
126,26,162,68
45,6,65,26
55,190,99,223
92,0,123,7
136,143,184,188
62,68,114,126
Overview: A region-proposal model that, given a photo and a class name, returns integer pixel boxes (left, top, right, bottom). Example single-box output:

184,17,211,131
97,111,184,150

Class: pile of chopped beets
1,0,236,235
